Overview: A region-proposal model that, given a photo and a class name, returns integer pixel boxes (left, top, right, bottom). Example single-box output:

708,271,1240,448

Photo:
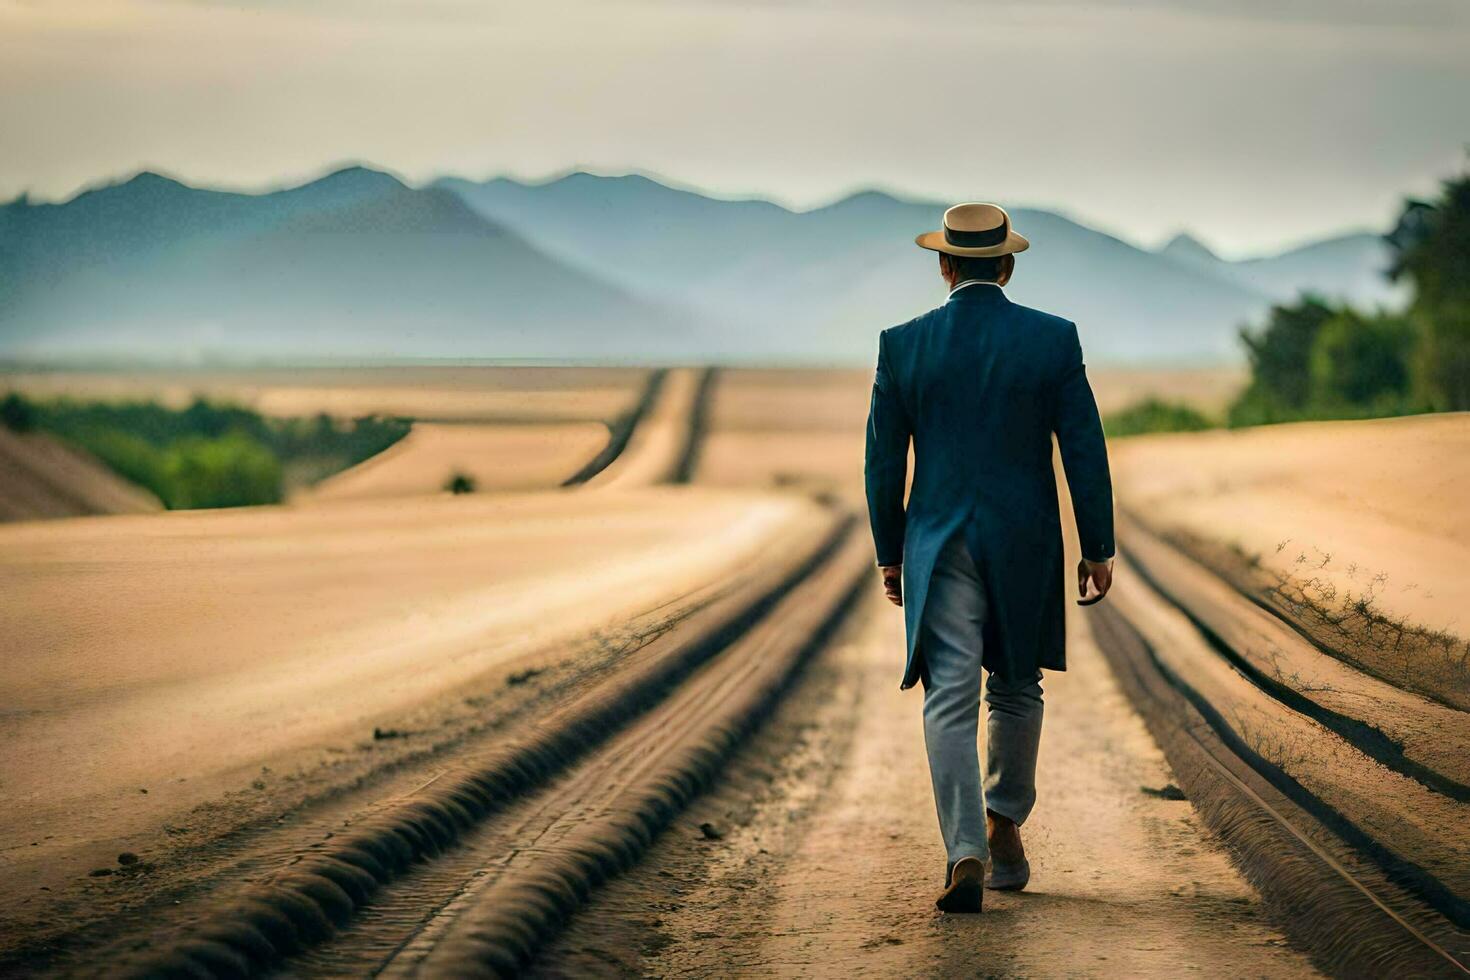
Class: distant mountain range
1155,231,1405,311
0,168,689,363
0,166,1405,365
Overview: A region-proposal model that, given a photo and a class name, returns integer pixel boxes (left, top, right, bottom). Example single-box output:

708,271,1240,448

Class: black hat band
944,221,1008,248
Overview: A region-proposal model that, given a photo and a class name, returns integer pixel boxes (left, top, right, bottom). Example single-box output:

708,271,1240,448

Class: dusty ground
1110,413,1470,637
696,370,867,498
300,421,610,500
536,596,1317,978
0,487,820,912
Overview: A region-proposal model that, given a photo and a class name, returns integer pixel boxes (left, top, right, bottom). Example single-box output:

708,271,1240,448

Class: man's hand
879,565,903,607
1077,558,1114,606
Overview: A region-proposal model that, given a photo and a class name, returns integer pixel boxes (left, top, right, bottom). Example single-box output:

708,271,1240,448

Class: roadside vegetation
1102,397,1213,438
1107,167,1470,705
1108,165,1470,436
1227,299,1422,426
0,391,409,509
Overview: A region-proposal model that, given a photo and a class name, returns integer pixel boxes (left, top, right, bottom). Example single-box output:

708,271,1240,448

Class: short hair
942,253,1008,282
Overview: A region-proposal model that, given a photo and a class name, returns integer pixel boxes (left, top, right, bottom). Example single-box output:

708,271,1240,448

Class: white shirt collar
947,279,1001,299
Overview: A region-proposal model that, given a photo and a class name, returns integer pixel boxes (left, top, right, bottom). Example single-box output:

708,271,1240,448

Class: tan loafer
936,856,985,913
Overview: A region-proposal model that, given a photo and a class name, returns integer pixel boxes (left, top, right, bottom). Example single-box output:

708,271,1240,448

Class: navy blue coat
864,282,1114,689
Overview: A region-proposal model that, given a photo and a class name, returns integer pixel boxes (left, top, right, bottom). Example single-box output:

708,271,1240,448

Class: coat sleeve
865,329,911,567
1054,323,1115,562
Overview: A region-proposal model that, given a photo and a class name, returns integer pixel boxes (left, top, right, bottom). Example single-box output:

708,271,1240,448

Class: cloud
2,0,1466,253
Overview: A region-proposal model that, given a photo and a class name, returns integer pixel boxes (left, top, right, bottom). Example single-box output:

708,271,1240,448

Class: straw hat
915,203,1029,258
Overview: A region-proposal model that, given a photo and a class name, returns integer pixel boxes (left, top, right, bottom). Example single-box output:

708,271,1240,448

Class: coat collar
946,280,1008,304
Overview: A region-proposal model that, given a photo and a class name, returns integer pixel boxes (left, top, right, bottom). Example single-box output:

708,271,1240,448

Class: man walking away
864,202,1115,914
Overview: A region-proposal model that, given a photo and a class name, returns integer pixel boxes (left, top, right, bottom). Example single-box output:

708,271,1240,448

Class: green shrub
1,392,35,432
271,411,410,468
160,433,283,509
1104,398,1215,438
445,471,477,495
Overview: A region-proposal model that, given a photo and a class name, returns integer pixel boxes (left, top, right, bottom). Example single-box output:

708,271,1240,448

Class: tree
1388,168,1470,410
1,392,35,432
1229,297,1338,425
1309,310,1413,411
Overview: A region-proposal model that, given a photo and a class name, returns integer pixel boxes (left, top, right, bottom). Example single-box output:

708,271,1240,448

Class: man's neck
947,278,999,297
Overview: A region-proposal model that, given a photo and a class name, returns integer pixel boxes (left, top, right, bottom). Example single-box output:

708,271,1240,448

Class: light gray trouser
920,533,1044,868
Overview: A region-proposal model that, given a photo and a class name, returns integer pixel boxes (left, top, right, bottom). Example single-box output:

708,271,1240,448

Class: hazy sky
2,0,1467,256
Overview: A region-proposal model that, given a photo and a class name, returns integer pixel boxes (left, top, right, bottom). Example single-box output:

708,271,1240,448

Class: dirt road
8,517,1325,978
535,596,1318,978
4,367,1459,977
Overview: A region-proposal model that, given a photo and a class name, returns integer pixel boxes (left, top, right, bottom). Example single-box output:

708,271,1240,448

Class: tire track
387,532,872,978
1092,556,1470,976
561,368,669,486
583,368,709,489
670,367,718,484
1119,512,1470,799
112,510,852,978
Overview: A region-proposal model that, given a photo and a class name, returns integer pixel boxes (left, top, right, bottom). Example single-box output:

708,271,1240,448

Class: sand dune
301,421,610,501
0,428,160,522
1110,413,1470,637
